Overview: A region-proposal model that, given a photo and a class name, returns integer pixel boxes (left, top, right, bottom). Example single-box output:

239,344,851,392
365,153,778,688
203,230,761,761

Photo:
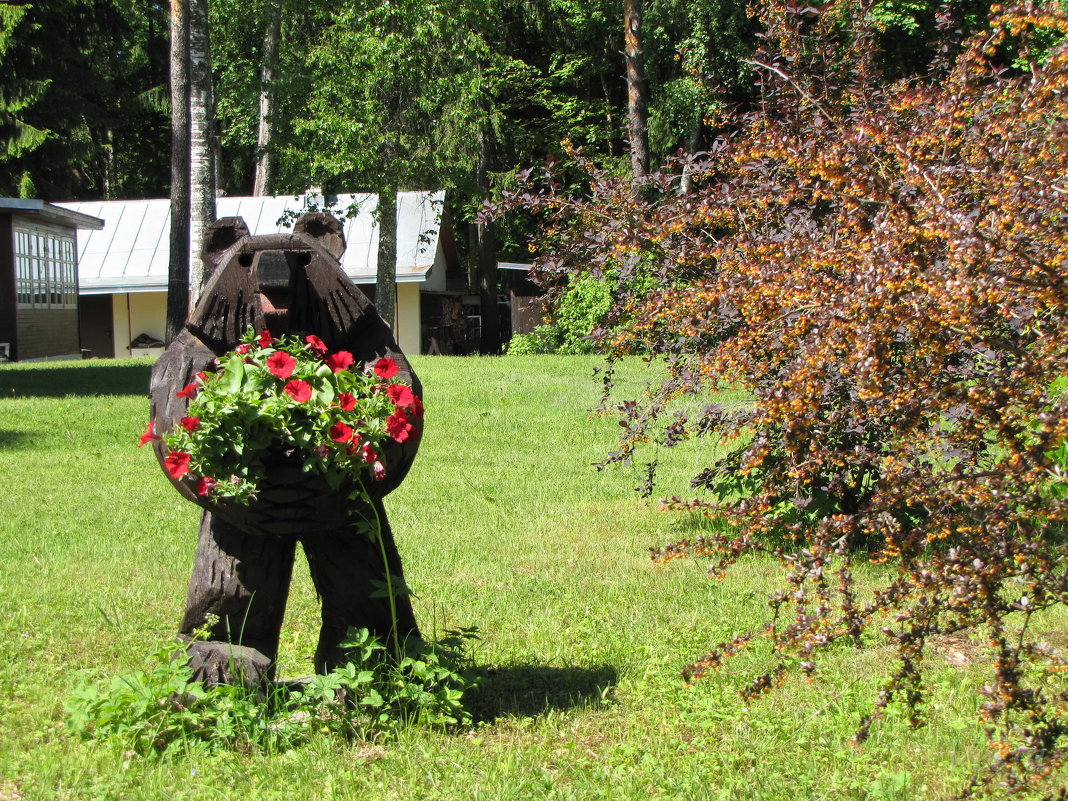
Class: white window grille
13,225,78,309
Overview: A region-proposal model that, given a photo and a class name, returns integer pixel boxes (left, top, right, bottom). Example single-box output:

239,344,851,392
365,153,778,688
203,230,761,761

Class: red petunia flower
386,383,415,409
283,379,313,402
373,357,398,379
337,392,357,411
258,329,275,348
179,416,200,432
138,420,160,447
235,343,252,355
195,476,218,496
326,351,355,373
176,382,198,399
329,422,354,443
267,350,296,380
196,371,209,382
305,334,328,356
372,461,387,481
164,450,191,479
361,442,377,464
386,408,412,443
411,394,424,420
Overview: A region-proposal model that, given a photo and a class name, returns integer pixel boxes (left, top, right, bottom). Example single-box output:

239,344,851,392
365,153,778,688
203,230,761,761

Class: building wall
3,214,83,361
396,282,421,356
0,215,16,359
15,307,80,360
102,287,424,357
111,291,167,357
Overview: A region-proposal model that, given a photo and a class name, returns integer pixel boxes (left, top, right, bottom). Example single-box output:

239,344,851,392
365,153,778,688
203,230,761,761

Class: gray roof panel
58,191,443,293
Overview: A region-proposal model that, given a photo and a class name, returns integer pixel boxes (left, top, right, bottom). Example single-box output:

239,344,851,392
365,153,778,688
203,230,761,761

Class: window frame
13,222,78,310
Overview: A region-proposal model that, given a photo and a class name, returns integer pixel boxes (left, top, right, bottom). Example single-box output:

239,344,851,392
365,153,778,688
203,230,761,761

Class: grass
0,354,1061,799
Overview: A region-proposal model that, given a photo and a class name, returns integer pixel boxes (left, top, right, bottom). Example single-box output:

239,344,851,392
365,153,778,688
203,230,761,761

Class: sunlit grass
0,355,1059,799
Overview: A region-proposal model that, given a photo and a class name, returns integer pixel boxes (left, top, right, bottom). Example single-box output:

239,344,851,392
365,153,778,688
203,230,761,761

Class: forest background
0,0,961,262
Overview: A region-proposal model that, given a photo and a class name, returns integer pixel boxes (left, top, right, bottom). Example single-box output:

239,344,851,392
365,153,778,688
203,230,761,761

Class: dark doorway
79,294,115,358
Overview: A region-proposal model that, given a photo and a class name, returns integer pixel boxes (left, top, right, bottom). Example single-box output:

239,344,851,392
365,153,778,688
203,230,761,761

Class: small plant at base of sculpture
140,327,421,504
66,624,479,755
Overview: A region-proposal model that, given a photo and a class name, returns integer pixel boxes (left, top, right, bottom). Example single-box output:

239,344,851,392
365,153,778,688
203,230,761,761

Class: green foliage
0,0,169,198
0,2,49,163
66,633,269,756
644,0,753,158
1046,376,1068,500
506,327,560,355
311,627,478,731
553,276,614,354
507,275,613,355
158,329,419,502
869,0,933,33
291,0,487,194
209,0,327,195
16,169,36,199
66,627,478,755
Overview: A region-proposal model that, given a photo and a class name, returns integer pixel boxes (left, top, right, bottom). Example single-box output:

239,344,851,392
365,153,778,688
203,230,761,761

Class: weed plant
66,626,477,755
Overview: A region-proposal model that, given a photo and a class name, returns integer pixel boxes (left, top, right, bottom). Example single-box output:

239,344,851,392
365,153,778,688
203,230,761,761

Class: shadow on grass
0,430,38,450
0,361,152,398
465,664,618,722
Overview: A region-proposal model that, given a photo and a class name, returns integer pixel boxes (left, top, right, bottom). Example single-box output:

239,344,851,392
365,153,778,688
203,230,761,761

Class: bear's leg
302,499,420,673
179,511,297,690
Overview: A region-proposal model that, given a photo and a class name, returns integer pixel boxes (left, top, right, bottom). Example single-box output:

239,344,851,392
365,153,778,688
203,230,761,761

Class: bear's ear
203,217,251,272
294,212,346,261
186,217,262,352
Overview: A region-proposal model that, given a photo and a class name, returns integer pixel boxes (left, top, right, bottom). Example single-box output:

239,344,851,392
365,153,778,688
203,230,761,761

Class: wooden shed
0,199,104,362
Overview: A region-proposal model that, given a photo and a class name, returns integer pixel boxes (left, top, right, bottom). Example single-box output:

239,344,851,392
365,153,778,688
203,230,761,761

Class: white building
59,191,445,357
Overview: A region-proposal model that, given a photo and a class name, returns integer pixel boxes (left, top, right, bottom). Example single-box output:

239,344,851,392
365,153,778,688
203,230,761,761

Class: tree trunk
623,0,650,180
679,119,702,195
166,0,190,343
375,186,397,330
188,0,216,300
252,1,280,197
476,117,499,354
101,128,114,199
476,220,499,354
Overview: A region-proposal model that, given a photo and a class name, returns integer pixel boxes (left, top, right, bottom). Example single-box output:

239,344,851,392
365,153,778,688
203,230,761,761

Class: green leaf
222,356,246,394
361,688,385,707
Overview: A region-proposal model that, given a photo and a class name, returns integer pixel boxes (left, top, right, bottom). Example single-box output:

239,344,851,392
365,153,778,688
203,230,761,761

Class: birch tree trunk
166,0,191,343
189,0,216,300
375,186,397,330
623,0,650,180
252,0,280,197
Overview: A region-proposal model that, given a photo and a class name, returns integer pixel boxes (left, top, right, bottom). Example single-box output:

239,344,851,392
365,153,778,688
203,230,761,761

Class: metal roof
58,191,444,295
0,198,105,230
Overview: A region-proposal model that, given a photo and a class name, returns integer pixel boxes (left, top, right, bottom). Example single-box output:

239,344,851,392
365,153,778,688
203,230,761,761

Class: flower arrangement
139,327,422,505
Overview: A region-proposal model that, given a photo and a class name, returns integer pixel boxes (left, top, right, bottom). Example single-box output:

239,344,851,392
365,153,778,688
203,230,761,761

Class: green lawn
0,355,1051,800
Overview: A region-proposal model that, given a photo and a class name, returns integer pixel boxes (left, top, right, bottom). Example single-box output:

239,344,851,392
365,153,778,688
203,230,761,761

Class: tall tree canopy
289,0,487,325
0,0,169,199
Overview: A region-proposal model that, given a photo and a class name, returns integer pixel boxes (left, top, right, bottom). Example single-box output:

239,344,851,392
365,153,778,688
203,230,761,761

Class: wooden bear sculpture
148,212,421,689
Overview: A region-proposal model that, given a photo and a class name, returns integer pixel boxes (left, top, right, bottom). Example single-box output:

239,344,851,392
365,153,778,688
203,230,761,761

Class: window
14,225,78,309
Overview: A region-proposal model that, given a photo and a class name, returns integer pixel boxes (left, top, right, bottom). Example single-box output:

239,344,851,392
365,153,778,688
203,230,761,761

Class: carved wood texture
151,213,422,688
